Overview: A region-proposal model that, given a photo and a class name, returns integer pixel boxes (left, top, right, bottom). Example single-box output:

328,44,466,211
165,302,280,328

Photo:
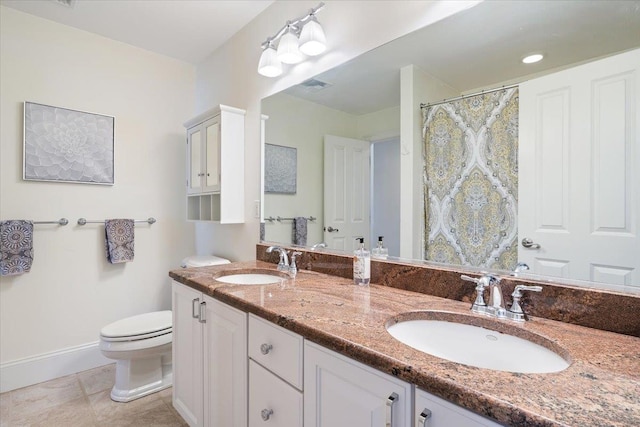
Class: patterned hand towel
105,219,134,264
292,217,307,246
0,220,34,276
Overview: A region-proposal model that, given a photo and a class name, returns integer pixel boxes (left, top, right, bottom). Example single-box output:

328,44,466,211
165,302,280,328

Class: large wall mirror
261,0,640,294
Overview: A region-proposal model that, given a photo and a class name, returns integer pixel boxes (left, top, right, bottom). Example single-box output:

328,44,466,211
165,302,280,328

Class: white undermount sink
386,314,570,374
215,273,285,285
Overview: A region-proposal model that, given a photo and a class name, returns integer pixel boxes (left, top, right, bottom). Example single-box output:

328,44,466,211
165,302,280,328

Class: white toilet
100,255,230,402
100,310,173,402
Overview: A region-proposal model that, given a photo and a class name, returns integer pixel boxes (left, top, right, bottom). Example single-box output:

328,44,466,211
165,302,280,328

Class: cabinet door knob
260,343,273,355
261,408,273,421
418,408,432,426
386,392,399,427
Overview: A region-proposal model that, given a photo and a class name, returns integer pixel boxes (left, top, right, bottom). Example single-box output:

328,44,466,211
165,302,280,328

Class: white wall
0,7,196,390
262,93,357,245
192,0,481,262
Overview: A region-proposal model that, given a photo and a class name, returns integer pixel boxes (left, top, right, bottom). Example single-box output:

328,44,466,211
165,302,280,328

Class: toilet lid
101,310,172,340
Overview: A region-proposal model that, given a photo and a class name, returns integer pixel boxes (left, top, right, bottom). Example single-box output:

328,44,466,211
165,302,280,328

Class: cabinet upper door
203,117,221,193
187,127,203,194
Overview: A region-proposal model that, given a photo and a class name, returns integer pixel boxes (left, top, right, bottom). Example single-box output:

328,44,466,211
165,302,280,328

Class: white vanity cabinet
171,281,247,427
304,341,412,427
184,105,245,223
248,314,303,427
415,388,502,427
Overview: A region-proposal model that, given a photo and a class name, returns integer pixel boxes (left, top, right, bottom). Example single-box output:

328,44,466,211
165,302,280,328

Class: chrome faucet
461,274,503,317
513,262,530,276
462,273,541,322
266,246,289,272
311,242,327,250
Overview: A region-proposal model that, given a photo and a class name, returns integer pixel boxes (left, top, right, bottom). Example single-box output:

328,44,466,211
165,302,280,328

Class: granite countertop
169,261,640,427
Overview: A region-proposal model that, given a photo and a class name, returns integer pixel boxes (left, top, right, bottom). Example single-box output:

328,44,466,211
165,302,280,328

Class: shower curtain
422,87,519,270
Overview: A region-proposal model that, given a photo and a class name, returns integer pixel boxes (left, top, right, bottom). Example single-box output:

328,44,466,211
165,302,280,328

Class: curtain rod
420,83,519,109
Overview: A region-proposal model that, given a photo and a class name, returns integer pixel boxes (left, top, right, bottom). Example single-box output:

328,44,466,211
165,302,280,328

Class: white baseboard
0,341,112,393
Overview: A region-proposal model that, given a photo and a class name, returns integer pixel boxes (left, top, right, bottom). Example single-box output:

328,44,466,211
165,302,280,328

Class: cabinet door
203,295,247,427
415,388,501,427
187,126,203,195
203,117,221,193
172,281,204,427
304,341,411,427
249,360,303,427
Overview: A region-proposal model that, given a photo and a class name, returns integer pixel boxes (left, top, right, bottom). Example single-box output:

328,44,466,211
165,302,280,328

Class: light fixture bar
260,2,325,50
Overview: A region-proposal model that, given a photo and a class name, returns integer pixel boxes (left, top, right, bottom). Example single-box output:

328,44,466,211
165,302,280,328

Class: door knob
521,238,541,249
325,226,339,233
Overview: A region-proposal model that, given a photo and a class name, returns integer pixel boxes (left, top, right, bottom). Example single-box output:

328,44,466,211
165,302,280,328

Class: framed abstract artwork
23,101,115,185
265,143,297,194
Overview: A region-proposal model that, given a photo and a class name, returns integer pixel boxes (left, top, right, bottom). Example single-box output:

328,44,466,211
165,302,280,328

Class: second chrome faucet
461,274,542,322
266,246,302,278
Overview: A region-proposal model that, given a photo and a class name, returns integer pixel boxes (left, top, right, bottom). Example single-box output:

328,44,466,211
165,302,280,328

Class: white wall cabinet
184,105,245,223
304,341,412,427
172,281,247,427
415,388,502,427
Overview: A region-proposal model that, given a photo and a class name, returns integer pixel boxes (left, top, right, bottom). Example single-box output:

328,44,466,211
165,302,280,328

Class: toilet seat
100,310,172,342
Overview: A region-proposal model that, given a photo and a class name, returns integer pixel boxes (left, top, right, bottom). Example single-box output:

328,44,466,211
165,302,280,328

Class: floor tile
0,392,12,427
77,364,115,396
88,389,164,422
9,396,97,427
95,397,183,427
10,375,84,417
158,387,173,405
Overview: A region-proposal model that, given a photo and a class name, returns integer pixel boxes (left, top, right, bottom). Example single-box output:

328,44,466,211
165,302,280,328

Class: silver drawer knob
261,408,273,421
260,343,273,355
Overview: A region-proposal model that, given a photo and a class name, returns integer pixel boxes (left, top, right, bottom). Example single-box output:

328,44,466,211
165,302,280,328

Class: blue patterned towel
105,219,134,264
0,220,34,276
292,217,307,246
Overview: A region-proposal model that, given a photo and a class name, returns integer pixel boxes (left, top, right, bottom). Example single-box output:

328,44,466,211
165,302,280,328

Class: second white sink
386,316,570,374
215,273,284,285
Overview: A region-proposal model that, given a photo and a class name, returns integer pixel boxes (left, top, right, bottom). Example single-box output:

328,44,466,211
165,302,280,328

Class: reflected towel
0,220,34,276
105,219,134,264
292,217,307,246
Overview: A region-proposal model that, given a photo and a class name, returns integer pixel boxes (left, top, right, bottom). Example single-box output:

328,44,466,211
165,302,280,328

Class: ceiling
0,0,274,64
284,0,640,115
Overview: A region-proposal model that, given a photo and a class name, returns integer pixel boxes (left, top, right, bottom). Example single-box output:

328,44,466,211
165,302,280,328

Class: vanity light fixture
257,2,326,77
522,53,544,64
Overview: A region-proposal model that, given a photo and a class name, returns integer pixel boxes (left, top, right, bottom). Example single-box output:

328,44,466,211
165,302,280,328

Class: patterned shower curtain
422,88,519,270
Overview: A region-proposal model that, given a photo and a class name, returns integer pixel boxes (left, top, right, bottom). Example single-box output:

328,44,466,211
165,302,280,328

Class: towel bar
265,216,316,222
77,217,156,226
33,218,69,225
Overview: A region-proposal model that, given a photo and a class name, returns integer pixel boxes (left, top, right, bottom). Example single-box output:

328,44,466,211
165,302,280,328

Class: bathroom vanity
169,254,640,427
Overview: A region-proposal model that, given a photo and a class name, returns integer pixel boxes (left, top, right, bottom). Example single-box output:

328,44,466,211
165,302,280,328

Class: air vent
299,78,332,93
52,0,77,8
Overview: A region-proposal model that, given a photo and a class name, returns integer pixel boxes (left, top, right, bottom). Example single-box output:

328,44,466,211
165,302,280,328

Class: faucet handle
461,275,487,310
509,285,543,319
289,251,302,278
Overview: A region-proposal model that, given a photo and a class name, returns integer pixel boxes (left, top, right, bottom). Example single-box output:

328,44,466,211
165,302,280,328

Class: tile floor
0,364,187,426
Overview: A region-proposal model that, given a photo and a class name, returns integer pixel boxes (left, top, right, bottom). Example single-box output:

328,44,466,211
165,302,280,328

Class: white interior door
519,49,639,288
324,135,371,251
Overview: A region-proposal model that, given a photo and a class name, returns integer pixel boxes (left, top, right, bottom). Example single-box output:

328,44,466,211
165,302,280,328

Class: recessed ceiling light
522,54,544,64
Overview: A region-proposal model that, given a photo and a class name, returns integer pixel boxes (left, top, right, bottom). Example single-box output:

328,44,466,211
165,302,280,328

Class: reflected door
519,49,639,289
324,135,371,251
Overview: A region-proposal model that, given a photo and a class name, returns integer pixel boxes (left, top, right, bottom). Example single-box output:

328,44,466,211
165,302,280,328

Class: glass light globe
258,46,282,77
299,18,326,56
277,29,303,64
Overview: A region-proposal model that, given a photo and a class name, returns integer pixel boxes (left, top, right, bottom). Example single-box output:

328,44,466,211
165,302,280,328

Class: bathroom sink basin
215,273,285,285
386,313,570,374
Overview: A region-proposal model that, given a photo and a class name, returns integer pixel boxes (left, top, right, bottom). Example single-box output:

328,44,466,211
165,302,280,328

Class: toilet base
110,352,172,402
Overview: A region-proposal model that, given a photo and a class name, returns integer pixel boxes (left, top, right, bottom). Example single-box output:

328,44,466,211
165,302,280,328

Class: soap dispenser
353,238,371,286
372,236,389,260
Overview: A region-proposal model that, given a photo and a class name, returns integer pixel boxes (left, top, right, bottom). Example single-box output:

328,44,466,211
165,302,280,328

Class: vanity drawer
248,314,303,389
249,360,303,427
